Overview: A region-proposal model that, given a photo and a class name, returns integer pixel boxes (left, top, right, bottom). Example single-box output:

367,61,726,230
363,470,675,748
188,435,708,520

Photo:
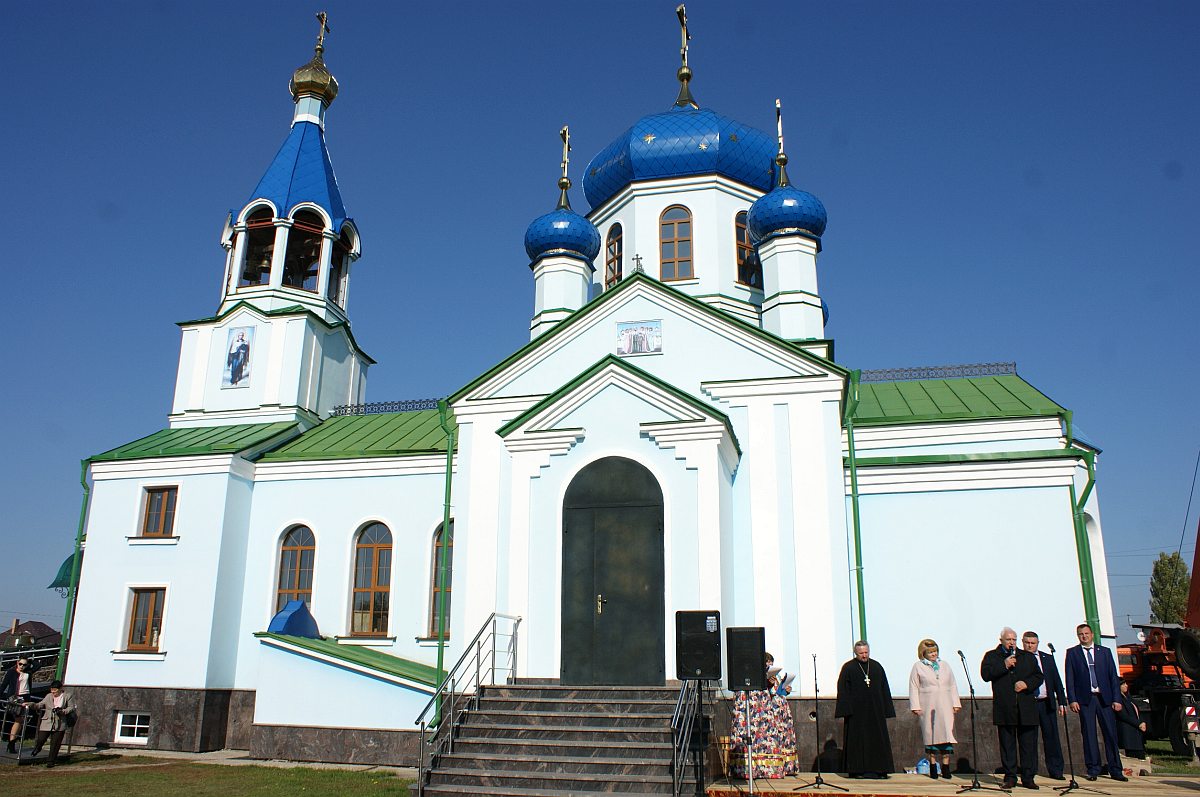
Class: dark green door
561,457,665,685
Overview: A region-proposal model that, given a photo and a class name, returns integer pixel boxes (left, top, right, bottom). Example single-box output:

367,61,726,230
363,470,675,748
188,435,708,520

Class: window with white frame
115,712,151,744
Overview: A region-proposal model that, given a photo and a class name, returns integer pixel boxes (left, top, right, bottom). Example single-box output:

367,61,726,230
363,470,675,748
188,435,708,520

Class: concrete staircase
421,681,712,796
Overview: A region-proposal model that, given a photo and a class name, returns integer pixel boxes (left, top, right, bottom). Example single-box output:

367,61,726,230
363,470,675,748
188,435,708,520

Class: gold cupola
289,12,339,107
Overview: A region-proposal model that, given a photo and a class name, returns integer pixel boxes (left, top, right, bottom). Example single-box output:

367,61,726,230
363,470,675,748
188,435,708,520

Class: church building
61,16,1114,764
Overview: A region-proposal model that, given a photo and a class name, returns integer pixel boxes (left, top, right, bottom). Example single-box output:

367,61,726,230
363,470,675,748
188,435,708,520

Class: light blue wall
235,468,447,688
856,485,1082,696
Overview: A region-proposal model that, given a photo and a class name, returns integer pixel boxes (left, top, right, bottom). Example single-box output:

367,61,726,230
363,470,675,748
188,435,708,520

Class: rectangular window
115,712,151,744
142,487,178,537
127,588,165,651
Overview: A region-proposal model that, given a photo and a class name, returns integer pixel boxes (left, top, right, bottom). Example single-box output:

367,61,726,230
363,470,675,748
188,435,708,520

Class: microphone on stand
957,650,965,658
1047,643,1056,654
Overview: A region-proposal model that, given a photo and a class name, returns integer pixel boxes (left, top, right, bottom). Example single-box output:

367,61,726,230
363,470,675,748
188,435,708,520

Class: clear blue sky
4,1,1196,644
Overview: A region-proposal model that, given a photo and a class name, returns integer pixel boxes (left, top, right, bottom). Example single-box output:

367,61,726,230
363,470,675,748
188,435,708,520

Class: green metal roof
257,409,455,462
90,422,298,462
851,374,1064,426
48,552,76,590
254,632,440,687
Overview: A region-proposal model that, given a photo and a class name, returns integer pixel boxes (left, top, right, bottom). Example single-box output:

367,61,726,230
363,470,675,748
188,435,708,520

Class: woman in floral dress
729,652,799,778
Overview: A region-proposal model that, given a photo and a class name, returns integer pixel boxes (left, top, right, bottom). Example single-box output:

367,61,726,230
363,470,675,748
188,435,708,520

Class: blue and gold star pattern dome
526,129,601,263
583,107,776,211
524,200,602,262
747,178,828,242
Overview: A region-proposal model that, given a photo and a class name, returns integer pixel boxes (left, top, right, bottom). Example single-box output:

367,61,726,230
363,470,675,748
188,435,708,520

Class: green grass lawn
0,757,414,796
1145,738,1200,775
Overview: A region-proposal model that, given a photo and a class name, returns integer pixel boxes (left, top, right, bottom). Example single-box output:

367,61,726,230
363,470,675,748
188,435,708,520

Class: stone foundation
68,685,256,753
249,724,420,766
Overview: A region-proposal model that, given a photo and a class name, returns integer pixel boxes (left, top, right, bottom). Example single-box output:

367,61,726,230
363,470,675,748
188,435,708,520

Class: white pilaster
530,254,595,339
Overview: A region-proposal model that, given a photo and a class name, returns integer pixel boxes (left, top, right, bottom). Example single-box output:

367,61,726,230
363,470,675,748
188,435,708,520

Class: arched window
351,522,392,636
428,520,454,639
276,525,315,613
659,206,693,281
283,210,325,292
238,208,275,287
328,229,352,306
604,225,623,289
735,211,762,288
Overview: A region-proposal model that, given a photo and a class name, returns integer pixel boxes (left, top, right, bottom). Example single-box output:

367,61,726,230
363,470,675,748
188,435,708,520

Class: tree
1149,551,1191,624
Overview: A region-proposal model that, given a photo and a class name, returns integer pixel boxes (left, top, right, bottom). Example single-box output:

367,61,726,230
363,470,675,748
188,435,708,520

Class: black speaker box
675,610,721,680
726,626,767,690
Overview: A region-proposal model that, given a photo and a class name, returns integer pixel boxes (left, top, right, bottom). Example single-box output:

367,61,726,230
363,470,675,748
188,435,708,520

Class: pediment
452,274,845,406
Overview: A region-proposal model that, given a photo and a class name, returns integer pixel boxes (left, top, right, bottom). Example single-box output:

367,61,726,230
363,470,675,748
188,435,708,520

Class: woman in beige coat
908,638,961,779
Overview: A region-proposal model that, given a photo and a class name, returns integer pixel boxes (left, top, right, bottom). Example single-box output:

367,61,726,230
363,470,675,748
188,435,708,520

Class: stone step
476,695,686,714
469,709,672,727
427,766,677,793
436,750,669,775
450,735,673,758
455,722,673,742
484,684,683,701
422,786,670,797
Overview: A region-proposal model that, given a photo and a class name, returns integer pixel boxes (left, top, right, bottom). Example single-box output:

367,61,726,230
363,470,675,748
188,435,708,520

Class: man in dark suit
1022,631,1066,780
982,627,1044,790
1064,622,1127,782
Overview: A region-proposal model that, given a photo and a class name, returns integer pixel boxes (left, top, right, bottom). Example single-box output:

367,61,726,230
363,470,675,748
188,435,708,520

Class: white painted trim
255,455,450,481
111,651,167,662
91,455,248,481
843,416,1065,452
334,636,397,647
588,174,764,226
703,374,844,402
126,536,180,546
845,457,1079,494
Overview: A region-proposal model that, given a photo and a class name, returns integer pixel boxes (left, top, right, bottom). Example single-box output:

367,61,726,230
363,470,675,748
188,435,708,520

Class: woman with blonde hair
908,638,961,779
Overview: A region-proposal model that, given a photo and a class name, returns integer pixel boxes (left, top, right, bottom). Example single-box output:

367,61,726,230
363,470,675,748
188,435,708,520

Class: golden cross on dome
560,126,571,183
676,4,691,68
775,99,785,155
315,11,331,52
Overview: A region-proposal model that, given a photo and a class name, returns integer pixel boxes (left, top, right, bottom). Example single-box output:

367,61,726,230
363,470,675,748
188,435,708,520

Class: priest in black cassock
835,640,896,779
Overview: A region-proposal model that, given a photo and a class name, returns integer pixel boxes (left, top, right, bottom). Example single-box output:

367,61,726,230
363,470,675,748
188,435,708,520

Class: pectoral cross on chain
864,673,871,686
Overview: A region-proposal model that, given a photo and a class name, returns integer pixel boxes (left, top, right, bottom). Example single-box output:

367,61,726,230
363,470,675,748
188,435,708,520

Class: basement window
115,712,151,744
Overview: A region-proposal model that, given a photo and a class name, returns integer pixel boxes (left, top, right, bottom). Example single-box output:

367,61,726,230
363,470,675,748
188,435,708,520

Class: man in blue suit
1064,622,1127,781
1022,631,1066,780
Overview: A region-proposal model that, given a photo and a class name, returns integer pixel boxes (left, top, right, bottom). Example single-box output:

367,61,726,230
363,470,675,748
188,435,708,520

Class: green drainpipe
843,370,867,642
1069,449,1101,635
57,460,91,680
434,400,456,724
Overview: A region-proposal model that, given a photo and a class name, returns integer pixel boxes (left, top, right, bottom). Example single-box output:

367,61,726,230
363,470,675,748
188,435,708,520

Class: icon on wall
223,326,255,388
616,320,662,356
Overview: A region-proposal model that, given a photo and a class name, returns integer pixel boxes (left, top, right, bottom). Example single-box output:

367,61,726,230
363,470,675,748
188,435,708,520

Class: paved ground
54,746,418,777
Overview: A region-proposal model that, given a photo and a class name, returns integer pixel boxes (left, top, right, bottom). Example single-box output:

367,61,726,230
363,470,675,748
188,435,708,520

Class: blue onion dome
524,177,601,262
582,106,776,210
747,152,827,242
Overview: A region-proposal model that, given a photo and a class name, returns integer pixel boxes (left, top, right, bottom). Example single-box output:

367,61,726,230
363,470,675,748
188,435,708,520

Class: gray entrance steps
421,681,714,796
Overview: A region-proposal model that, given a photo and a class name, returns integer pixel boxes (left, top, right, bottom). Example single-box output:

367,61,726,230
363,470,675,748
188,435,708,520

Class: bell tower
169,14,372,429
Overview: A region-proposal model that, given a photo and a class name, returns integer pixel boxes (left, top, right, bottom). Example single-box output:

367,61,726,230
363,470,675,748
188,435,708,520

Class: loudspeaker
726,627,767,690
676,610,722,680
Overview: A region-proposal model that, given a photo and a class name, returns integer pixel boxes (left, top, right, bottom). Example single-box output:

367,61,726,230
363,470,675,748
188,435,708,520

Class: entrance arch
560,456,665,685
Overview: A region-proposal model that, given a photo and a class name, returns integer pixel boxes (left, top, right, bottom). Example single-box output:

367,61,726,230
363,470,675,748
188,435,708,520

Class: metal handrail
671,680,700,796
415,612,521,796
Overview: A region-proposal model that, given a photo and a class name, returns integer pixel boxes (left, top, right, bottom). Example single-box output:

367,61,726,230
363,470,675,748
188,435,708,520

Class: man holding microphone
982,627,1043,790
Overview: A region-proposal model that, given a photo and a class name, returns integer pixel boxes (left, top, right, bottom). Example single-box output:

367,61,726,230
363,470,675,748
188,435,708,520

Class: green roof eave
846,374,1067,427
844,448,1086,468
89,422,299,463
448,272,846,405
177,300,376,365
495,354,741,456
257,408,457,462
254,632,439,687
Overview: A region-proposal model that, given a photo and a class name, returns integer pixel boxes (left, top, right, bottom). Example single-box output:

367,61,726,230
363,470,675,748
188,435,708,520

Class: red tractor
1117,520,1200,756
